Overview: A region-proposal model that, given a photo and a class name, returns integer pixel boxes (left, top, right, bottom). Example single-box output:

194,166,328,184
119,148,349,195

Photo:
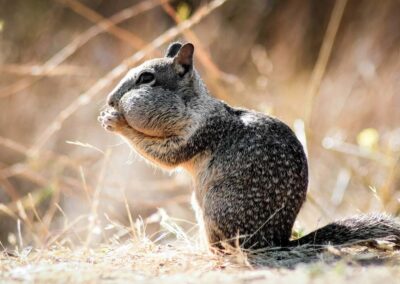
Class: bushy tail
289,213,400,247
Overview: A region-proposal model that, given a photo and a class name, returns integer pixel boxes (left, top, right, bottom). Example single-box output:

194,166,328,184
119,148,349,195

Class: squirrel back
99,42,400,252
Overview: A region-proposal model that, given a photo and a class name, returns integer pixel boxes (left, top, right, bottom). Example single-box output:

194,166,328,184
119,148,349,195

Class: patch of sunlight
177,2,191,21
357,128,379,151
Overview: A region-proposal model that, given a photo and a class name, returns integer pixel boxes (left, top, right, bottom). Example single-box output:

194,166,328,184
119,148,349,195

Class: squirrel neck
180,94,234,197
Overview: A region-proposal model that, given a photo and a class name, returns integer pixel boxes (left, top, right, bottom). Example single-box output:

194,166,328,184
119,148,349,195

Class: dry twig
304,0,348,128
55,0,147,49
30,0,230,155
0,0,167,98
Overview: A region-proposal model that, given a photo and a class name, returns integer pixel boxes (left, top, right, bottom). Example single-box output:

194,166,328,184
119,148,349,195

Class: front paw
98,109,129,132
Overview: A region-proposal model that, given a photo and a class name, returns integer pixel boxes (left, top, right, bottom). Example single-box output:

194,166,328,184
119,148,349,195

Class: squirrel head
107,42,208,138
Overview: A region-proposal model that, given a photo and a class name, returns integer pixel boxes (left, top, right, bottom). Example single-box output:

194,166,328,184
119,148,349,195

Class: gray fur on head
106,42,215,138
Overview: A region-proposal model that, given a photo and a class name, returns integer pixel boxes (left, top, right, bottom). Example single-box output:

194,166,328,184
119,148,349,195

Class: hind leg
204,218,226,251
191,192,210,251
191,193,232,253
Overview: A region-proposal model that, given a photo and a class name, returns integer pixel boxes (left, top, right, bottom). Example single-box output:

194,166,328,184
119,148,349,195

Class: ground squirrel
98,42,400,251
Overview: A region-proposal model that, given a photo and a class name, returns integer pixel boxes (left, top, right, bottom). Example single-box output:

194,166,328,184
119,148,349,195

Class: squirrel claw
98,109,128,132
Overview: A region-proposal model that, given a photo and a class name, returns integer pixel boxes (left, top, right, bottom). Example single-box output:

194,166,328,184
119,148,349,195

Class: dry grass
1,0,400,282
1,218,400,283
2,259,399,284
1,204,400,283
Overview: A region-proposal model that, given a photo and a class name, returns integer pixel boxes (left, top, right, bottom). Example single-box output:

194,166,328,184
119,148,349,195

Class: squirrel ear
165,42,182,58
173,43,194,76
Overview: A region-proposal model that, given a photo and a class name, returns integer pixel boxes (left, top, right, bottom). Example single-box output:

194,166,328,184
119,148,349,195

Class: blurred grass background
0,0,399,250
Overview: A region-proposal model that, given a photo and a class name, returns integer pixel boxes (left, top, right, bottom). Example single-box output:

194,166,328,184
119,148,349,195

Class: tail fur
289,213,400,247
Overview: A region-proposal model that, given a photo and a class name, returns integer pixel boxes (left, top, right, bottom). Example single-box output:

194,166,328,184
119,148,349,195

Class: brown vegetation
0,0,400,282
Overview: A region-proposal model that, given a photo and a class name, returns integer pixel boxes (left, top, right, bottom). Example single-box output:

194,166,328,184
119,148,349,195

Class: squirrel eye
137,72,155,85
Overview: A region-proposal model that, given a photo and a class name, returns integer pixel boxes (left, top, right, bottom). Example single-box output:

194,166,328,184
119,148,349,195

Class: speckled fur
99,42,400,251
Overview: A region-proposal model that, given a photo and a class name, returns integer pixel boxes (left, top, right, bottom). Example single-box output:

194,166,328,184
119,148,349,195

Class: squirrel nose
107,95,116,108
107,78,132,108
107,89,121,108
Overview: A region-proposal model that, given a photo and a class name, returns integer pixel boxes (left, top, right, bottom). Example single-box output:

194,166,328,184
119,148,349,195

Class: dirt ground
1,242,400,284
